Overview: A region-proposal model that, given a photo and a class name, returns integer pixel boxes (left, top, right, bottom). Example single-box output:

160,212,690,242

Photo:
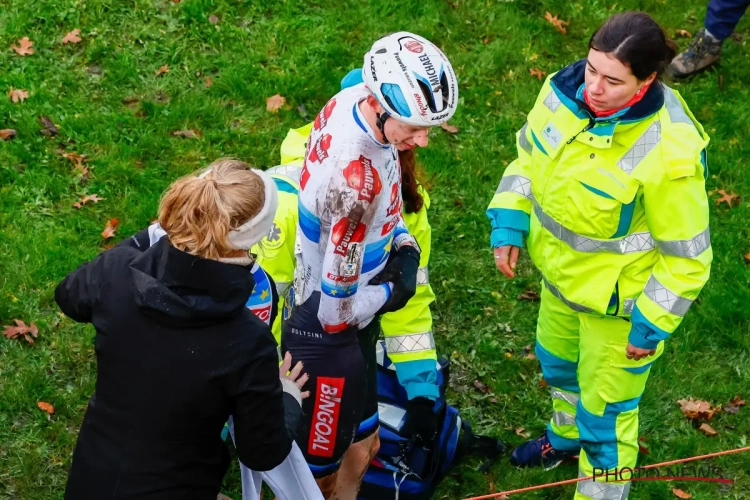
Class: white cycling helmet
362,32,459,129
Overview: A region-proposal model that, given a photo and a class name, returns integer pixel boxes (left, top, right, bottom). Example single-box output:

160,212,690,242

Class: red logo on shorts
343,156,382,203
314,98,337,130
331,217,367,256
308,133,333,164
308,377,345,457
404,40,424,53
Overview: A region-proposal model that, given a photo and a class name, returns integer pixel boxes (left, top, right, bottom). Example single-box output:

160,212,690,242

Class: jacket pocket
597,338,664,404
565,170,639,239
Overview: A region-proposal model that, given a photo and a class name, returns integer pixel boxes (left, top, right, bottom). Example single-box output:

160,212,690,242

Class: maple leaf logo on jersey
344,156,382,203
314,98,337,131
300,162,311,190
331,217,367,256
308,133,333,164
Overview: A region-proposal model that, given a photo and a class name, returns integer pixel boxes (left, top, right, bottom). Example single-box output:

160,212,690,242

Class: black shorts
281,292,380,477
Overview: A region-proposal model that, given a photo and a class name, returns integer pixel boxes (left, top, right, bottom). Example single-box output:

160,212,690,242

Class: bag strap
458,419,506,473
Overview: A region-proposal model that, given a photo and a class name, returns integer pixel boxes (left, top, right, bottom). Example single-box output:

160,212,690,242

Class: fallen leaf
2,319,39,345
545,12,570,34
515,426,531,438
209,14,220,24
714,189,740,208
725,395,745,414
744,252,750,264
101,218,120,240
489,396,498,404
504,352,512,358
441,122,459,134
122,97,140,107
155,64,169,76
473,380,490,394
698,423,718,437
73,194,105,208
266,94,286,113
526,353,536,360
8,88,29,103
37,401,55,414
204,77,213,88
62,28,82,44
677,397,719,420
39,116,59,137
518,289,541,301
0,129,17,141
638,436,650,455
675,29,693,38
672,488,692,499
529,68,547,80
12,37,35,56
539,378,548,388
729,395,746,406
172,129,202,139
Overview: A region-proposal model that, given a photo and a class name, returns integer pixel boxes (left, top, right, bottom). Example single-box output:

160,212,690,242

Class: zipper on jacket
566,119,594,145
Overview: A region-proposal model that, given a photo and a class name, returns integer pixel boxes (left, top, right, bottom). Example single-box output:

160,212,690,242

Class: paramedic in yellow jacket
487,12,712,500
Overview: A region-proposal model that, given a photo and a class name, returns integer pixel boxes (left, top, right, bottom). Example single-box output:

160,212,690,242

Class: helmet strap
375,111,391,144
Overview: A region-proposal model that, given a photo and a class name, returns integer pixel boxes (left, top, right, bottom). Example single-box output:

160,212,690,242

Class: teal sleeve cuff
486,208,529,247
628,304,669,350
491,228,524,248
393,359,439,401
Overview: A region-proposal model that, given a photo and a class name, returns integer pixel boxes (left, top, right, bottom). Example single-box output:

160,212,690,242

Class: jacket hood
129,237,255,326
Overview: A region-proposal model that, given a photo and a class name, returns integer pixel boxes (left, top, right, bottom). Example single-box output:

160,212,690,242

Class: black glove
369,244,420,314
401,397,438,444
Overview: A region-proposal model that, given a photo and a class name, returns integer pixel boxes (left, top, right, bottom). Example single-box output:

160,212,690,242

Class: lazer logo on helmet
331,217,367,256
418,54,441,88
308,377,345,457
404,39,423,53
344,155,382,202
369,56,378,82
414,93,428,116
431,113,449,121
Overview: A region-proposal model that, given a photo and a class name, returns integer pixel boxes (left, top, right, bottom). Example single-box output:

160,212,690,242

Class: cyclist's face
385,120,430,151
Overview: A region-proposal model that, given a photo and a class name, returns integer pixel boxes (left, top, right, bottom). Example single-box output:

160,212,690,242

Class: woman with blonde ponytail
56,159,311,500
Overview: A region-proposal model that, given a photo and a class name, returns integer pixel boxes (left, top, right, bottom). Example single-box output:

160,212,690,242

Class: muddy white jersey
293,84,415,333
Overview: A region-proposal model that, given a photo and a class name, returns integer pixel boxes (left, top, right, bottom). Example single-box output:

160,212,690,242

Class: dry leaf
8,88,29,103
101,218,120,240
62,28,82,44
714,189,740,208
204,77,213,88
545,12,570,34
266,94,286,113
12,37,35,56
698,423,718,437
675,29,693,38
638,436,650,455
37,401,55,414
677,397,719,420
209,14,220,24
539,378,548,388
441,122,459,134
515,426,531,438
672,488,692,499
725,395,746,414
518,289,541,301
745,253,750,264
73,194,105,208
155,64,170,76
172,129,202,139
529,68,547,80
40,116,59,137
0,129,17,141
3,319,39,345
473,379,489,394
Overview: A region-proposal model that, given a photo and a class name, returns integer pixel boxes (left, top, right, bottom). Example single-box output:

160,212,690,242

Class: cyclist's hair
158,159,264,261
589,11,678,81
399,149,424,214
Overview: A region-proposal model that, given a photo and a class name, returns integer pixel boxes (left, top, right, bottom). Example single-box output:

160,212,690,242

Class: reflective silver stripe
266,164,302,185
275,281,291,296
386,332,436,354
496,174,533,199
663,86,694,126
542,276,595,313
643,275,693,317
417,267,429,285
544,90,562,112
618,121,661,175
552,410,577,427
623,299,635,315
578,471,631,500
551,389,580,407
519,122,533,155
533,201,655,254
655,227,711,258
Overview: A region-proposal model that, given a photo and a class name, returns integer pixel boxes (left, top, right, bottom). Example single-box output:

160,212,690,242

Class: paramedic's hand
494,245,519,279
402,397,437,444
625,343,656,362
280,352,310,400
370,244,420,314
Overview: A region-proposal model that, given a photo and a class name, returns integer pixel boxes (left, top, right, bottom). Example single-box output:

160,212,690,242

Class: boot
668,28,722,78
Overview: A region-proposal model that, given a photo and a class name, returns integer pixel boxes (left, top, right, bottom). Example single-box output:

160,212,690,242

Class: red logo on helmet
314,98,337,131
308,133,333,164
344,156,382,203
331,217,367,256
414,93,428,116
300,162,311,190
404,40,424,54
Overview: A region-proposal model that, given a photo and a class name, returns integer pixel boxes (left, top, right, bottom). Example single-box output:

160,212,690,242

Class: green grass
1,0,749,498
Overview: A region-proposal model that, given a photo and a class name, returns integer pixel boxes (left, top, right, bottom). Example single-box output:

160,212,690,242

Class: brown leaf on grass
677,397,720,420
12,37,35,56
208,14,220,24
204,77,213,88
62,28,82,44
441,122,459,134
714,189,740,208
40,116,59,137
675,29,693,38
172,129,202,139
745,253,750,264
0,129,17,141
539,378,548,388
266,94,286,113
672,488,692,499
101,218,120,240
37,401,55,414
473,380,489,394
638,436,650,455
529,68,547,80
155,64,170,76
73,194,105,209
515,426,531,438
518,289,541,301
8,88,29,103
698,423,718,437
122,97,140,108
725,395,746,414
545,12,570,34
3,319,39,344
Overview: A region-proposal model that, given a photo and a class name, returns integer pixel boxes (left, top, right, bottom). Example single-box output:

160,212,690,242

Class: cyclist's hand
494,245,519,279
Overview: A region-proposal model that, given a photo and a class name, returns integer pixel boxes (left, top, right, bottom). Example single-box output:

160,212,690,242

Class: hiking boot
668,29,722,78
510,431,579,470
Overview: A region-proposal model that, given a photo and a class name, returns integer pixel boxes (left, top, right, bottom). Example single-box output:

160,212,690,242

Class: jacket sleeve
381,188,439,400
629,150,712,349
229,329,297,471
486,119,535,248
55,250,114,323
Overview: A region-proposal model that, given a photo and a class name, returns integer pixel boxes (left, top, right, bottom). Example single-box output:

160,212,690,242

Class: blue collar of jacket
550,59,665,124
